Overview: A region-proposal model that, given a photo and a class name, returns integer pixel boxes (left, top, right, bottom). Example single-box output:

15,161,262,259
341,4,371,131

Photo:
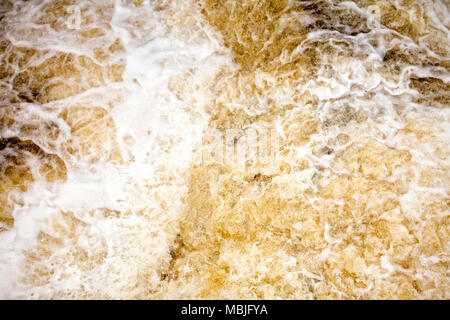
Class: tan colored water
0,0,448,299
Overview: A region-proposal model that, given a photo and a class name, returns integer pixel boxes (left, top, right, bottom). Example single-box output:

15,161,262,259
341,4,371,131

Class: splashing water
0,0,448,299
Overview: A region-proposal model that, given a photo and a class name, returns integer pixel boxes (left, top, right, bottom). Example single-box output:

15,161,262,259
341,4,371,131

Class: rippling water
0,0,448,299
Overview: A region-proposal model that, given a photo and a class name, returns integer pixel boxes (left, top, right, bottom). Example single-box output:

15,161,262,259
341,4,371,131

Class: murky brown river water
0,0,448,299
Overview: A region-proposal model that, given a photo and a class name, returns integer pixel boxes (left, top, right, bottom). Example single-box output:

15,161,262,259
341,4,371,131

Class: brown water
0,0,448,299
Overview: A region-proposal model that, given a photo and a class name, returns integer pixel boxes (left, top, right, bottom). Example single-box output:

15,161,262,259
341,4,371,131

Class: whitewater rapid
0,0,448,299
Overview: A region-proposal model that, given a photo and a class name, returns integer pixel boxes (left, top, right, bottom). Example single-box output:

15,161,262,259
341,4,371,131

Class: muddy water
0,0,448,299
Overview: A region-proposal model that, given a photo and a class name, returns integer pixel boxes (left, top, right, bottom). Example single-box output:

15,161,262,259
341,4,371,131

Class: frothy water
0,0,448,299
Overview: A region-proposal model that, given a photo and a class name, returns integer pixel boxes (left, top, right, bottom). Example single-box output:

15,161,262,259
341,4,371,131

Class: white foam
0,0,230,298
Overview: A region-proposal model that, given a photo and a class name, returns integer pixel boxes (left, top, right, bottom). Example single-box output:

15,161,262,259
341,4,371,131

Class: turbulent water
0,0,448,299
